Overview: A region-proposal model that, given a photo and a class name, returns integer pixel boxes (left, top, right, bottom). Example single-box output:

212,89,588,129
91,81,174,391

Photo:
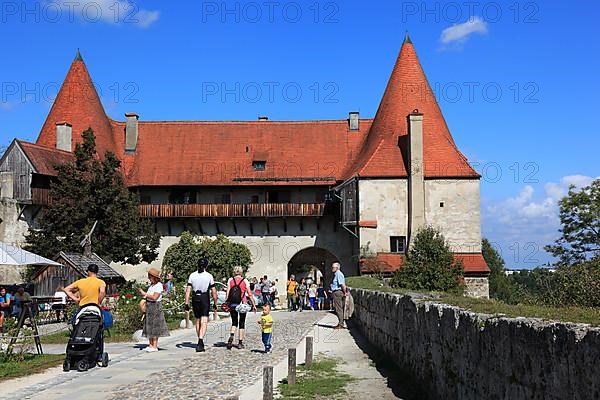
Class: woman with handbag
137,268,170,352
224,266,256,350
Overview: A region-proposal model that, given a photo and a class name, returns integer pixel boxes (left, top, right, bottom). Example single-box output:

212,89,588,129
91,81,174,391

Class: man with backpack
225,266,257,350
184,258,218,352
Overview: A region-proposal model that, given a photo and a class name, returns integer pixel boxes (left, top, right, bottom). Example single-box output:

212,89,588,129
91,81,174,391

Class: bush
162,232,200,283
391,226,463,292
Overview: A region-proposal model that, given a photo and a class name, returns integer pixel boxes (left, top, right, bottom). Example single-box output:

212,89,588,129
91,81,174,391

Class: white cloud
50,0,160,28
482,175,598,267
440,16,488,45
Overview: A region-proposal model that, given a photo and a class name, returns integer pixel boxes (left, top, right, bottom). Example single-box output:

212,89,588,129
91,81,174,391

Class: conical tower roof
344,35,478,178
36,51,115,156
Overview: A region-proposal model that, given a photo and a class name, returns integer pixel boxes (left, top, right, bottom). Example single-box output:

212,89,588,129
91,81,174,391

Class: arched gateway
287,246,340,286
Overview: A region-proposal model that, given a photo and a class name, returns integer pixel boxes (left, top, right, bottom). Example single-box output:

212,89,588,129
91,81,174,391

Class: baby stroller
63,303,109,372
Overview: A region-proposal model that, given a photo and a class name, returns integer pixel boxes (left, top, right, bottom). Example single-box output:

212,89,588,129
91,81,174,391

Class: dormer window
252,160,266,171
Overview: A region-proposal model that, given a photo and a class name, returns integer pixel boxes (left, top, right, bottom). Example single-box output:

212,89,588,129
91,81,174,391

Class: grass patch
278,357,355,399
0,354,64,382
349,277,600,326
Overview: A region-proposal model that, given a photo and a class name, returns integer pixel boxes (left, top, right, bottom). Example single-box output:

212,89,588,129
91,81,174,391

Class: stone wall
464,277,489,298
351,289,600,400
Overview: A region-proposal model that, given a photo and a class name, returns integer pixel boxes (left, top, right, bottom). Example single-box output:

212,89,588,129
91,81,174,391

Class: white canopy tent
0,241,61,267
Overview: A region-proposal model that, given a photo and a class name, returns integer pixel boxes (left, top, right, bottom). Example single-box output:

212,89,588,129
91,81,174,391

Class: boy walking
258,304,274,353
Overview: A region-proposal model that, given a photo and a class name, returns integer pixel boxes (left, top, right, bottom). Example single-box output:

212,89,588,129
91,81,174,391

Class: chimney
258,116,269,121
407,110,425,247
55,122,72,151
348,112,359,131
125,112,139,152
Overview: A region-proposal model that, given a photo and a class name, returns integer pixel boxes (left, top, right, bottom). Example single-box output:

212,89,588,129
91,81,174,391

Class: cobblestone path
1,311,323,400
109,311,322,399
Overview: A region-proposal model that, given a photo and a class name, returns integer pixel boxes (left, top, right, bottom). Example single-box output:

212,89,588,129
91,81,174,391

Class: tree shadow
346,321,426,400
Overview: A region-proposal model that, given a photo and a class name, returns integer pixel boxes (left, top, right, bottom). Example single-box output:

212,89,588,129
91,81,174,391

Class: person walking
184,258,218,352
286,275,298,311
225,266,256,350
317,282,326,311
165,273,175,295
258,303,274,353
308,283,317,311
330,262,348,329
297,278,308,312
138,268,170,352
64,264,106,307
261,275,272,307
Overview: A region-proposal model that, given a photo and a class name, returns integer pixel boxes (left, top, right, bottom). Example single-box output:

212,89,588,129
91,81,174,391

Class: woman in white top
138,268,170,352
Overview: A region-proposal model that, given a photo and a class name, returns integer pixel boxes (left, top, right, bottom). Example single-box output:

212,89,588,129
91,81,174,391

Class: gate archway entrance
287,247,339,286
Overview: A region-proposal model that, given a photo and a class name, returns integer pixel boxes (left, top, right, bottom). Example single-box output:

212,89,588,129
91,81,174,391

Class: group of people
249,276,279,307
0,285,34,333
286,276,333,312
9,258,348,358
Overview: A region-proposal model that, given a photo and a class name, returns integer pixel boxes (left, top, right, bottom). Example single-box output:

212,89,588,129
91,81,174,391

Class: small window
252,161,266,171
390,236,406,253
440,202,445,208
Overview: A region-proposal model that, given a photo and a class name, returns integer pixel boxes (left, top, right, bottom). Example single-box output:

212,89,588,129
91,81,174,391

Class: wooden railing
31,187,51,205
139,203,327,218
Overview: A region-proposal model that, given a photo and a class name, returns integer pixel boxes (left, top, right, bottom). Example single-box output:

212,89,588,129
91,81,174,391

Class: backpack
228,277,243,305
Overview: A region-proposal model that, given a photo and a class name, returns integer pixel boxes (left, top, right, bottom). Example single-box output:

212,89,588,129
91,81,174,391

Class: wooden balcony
139,203,327,218
31,187,51,205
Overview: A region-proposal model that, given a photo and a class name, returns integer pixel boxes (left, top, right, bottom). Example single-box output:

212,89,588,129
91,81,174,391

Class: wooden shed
32,252,124,296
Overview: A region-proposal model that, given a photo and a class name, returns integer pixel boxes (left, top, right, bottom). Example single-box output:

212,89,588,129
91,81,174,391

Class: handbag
139,299,147,313
235,303,251,314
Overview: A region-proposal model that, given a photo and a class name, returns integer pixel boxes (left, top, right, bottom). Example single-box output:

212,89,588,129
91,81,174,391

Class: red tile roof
343,37,479,179
122,120,371,186
18,140,74,176
360,252,490,275
29,40,479,186
36,54,115,158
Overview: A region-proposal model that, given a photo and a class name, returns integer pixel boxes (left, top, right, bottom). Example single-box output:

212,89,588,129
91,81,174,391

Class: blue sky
1,0,599,268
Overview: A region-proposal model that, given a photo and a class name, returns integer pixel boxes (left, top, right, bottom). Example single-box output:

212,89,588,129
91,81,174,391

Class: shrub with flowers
108,280,188,334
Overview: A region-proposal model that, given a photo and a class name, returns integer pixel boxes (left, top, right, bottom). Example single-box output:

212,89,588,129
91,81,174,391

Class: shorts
192,292,210,318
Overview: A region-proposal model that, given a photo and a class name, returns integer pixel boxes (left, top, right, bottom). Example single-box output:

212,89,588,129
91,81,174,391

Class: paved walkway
2,312,408,400
0,311,323,400
240,312,403,399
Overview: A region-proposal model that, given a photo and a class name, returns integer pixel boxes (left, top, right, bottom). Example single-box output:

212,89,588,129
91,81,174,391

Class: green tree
391,226,463,292
24,129,159,278
545,179,600,266
162,233,252,283
197,234,252,282
162,231,200,283
482,238,529,304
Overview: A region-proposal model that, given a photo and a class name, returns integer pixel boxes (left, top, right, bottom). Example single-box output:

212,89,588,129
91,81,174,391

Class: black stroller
63,303,109,372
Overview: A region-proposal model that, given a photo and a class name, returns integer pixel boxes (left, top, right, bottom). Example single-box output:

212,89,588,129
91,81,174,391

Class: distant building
0,35,490,297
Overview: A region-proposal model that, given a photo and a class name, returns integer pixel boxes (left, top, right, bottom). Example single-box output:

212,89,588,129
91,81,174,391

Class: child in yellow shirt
258,304,273,353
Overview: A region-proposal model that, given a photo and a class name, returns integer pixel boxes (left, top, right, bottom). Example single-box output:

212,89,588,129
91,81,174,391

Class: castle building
0,35,489,297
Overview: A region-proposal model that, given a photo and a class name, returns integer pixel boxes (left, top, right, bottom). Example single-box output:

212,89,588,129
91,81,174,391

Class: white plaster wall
358,179,408,253
111,217,357,288
424,179,481,253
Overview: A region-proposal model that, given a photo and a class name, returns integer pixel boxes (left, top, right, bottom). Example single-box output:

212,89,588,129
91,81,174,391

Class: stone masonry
351,288,600,400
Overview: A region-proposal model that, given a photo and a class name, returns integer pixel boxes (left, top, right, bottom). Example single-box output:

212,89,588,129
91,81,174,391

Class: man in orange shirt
64,264,106,306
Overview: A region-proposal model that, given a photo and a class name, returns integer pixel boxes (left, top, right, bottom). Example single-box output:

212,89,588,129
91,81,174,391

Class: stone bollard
305,336,313,368
288,348,296,385
263,365,273,400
